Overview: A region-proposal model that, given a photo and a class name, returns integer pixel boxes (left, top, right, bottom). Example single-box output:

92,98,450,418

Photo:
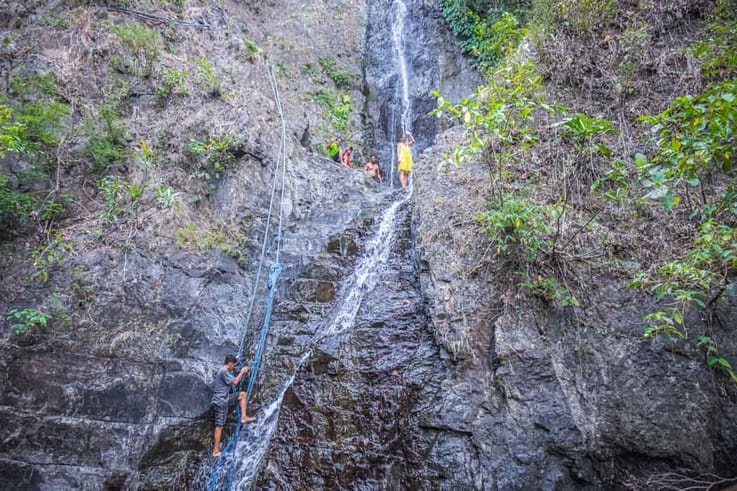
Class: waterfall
392,0,412,135
204,194,411,489
201,2,419,487
388,0,413,188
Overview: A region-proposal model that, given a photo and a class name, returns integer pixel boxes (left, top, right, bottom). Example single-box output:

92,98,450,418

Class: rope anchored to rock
207,59,288,491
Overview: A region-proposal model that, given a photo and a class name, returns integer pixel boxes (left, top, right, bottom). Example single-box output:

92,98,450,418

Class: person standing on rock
397,131,415,188
364,153,382,183
327,136,344,164
211,354,256,457
342,146,353,168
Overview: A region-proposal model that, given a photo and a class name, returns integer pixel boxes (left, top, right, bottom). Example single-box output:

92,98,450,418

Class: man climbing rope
211,354,256,457
397,131,415,188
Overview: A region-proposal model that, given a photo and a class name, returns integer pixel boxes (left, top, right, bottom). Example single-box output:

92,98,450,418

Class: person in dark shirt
211,354,256,457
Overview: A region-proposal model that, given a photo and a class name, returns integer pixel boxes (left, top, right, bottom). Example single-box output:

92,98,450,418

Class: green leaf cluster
691,0,737,81
97,176,141,223
0,73,70,229
477,192,552,261
83,103,128,172
318,57,353,91
187,133,238,180
196,57,222,97
439,0,527,73
157,68,189,97
637,78,736,211
112,23,162,77
5,308,51,335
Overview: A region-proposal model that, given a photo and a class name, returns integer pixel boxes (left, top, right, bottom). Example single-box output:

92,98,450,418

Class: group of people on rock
326,131,415,189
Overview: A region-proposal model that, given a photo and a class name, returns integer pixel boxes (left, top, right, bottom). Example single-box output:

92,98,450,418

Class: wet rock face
256,199,453,489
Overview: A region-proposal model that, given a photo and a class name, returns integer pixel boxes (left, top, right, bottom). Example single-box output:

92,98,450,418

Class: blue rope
207,263,282,491
207,60,287,491
246,262,282,397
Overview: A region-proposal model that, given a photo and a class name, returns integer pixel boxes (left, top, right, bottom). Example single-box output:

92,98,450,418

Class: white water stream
212,193,411,489
204,1,416,487
388,0,413,188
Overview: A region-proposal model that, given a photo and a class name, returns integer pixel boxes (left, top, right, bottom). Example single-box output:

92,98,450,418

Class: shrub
30,232,71,283
691,0,737,81
157,68,189,96
243,39,262,62
83,104,128,172
112,23,162,77
97,176,141,223
5,308,51,335
477,192,551,261
3,73,70,158
308,90,354,134
0,173,34,223
439,1,527,73
318,57,353,90
187,133,238,180
153,185,180,209
196,57,222,96
637,78,737,211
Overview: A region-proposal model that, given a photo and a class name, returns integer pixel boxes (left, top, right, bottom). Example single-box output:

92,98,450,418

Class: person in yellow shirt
397,131,415,188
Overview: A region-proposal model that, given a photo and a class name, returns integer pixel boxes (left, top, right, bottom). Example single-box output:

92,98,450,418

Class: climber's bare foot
213,451,221,457
242,416,257,424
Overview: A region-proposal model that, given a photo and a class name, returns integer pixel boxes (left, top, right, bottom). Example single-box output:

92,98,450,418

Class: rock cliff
0,0,735,490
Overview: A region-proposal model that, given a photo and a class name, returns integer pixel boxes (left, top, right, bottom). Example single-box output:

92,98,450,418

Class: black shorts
212,392,238,427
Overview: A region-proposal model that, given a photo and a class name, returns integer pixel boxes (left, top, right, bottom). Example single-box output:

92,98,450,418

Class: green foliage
629,220,737,368
523,276,580,307
0,173,34,222
555,112,619,179
187,133,237,180
477,192,552,261
157,68,189,96
556,112,618,143
153,185,180,209
112,23,162,77
3,73,70,156
97,176,141,223
84,104,128,172
529,0,616,40
309,90,354,134
691,0,737,81
318,56,353,90
637,78,737,211
439,0,527,73
5,308,51,335
432,59,547,197
698,336,737,382
30,233,71,283
196,57,222,96
0,73,70,229
591,159,631,204
243,39,262,62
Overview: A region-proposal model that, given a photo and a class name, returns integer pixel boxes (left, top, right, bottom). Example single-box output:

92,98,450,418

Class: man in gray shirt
211,354,256,457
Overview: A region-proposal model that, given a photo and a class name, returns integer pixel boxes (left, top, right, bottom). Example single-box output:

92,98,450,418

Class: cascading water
204,194,411,489
388,0,413,188
202,1,419,487
392,0,412,135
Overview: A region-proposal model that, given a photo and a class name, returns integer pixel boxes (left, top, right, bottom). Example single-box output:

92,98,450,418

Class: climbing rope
207,59,288,491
